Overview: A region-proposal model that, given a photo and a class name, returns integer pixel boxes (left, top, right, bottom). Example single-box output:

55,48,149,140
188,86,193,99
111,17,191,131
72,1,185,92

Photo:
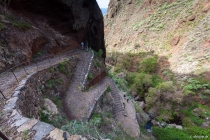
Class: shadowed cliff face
0,0,105,71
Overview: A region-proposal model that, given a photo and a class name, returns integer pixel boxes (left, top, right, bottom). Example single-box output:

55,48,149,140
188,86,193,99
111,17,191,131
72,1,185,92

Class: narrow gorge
0,0,210,140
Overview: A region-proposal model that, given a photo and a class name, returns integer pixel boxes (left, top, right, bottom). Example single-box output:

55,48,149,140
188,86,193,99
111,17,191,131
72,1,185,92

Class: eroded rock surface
0,0,105,72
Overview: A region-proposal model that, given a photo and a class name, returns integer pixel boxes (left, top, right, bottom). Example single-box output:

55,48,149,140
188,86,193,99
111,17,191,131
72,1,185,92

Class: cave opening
167,115,183,125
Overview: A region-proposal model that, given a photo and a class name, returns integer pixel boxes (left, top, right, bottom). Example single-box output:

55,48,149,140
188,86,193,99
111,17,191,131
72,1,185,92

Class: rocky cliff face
0,0,105,72
105,0,210,78
105,1,210,136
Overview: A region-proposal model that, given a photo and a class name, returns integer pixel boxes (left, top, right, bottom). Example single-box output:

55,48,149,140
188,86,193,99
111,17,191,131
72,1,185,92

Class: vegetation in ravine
153,125,210,140
106,51,210,139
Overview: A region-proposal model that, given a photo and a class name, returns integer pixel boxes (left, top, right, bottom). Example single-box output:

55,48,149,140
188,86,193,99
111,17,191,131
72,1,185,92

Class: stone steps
1,49,140,139
109,81,125,117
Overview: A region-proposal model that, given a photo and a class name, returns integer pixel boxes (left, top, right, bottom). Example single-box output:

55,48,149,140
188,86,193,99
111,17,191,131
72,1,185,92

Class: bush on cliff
139,57,158,73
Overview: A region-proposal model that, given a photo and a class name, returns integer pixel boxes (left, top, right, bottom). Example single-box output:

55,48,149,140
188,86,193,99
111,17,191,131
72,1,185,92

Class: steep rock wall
105,0,210,76
0,0,105,72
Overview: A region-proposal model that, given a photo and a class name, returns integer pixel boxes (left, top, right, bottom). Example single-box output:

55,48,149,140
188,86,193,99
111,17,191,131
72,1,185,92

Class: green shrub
58,61,69,75
126,72,136,85
61,118,102,138
127,72,153,96
153,127,191,140
91,113,103,120
184,78,203,91
153,126,210,140
146,87,156,103
133,20,146,31
133,102,141,113
202,89,210,95
183,89,196,95
106,86,111,92
182,117,194,127
46,79,55,89
186,126,210,136
113,75,128,92
96,60,101,67
46,79,63,89
158,81,175,92
106,112,112,118
114,66,122,73
23,130,29,139
181,103,205,126
140,57,157,73
49,67,54,73
131,73,152,96
53,115,66,128
122,59,131,70
39,109,52,124
134,43,140,48
40,109,65,128
51,97,62,108
0,22,4,30
161,68,175,81
94,49,103,58
152,75,163,87
88,73,93,80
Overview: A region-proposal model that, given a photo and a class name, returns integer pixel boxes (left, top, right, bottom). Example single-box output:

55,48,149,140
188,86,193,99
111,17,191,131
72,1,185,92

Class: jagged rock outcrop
0,0,105,72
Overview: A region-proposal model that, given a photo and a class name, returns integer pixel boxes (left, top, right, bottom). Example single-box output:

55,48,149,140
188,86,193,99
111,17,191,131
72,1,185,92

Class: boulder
152,120,160,127
136,108,150,124
201,122,209,128
116,72,126,79
167,124,183,129
130,91,138,97
170,36,180,46
202,3,210,13
167,123,176,128
187,15,196,21
160,121,167,127
43,98,58,114
127,0,132,4
139,101,146,109
134,96,140,101
68,135,87,140
175,125,183,130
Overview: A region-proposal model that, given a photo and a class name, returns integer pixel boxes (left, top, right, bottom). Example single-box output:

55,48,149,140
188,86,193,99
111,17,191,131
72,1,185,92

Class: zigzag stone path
63,50,140,137
0,50,140,139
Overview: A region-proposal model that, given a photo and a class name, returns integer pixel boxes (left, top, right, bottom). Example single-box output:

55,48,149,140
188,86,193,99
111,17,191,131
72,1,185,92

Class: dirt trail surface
0,50,79,108
0,50,140,139
63,50,140,137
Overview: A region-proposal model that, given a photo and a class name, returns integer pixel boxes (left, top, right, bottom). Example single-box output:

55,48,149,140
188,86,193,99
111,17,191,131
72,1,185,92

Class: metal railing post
59,53,61,60
22,63,27,75
11,69,18,83
48,56,51,66
35,61,39,71
0,90,7,100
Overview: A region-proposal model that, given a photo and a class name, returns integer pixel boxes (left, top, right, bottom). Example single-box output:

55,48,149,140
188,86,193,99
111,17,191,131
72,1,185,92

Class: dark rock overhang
8,0,106,58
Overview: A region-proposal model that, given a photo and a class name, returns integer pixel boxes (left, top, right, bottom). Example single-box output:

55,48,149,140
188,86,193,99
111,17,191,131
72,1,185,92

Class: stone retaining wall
87,71,107,89
17,59,77,119
87,86,108,120
1,57,81,139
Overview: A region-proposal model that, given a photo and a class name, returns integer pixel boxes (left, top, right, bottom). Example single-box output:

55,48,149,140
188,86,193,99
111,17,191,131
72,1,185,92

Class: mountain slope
105,0,210,77
104,0,210,138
